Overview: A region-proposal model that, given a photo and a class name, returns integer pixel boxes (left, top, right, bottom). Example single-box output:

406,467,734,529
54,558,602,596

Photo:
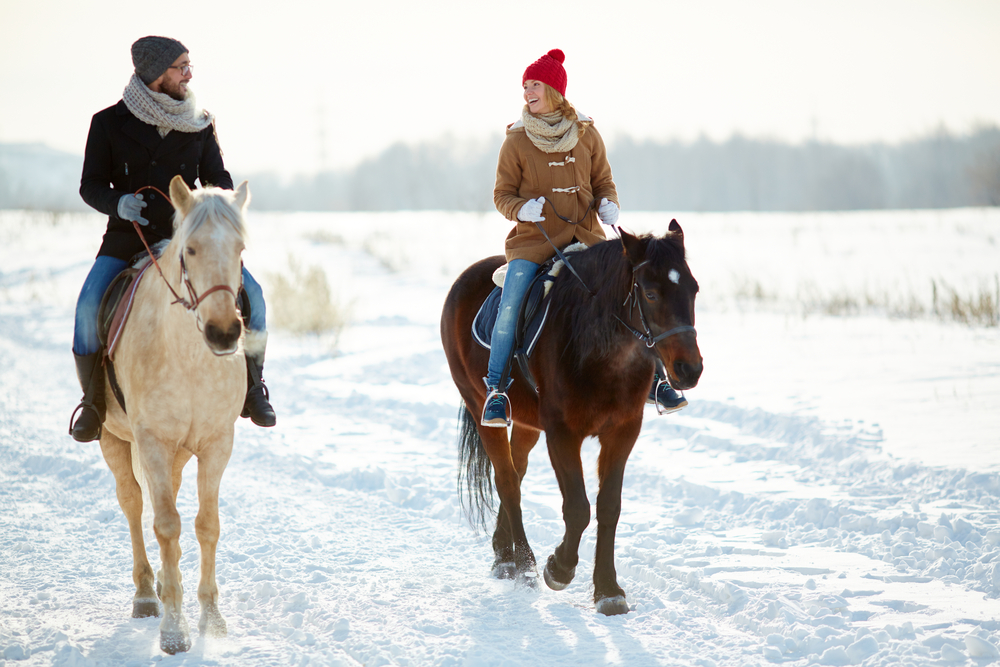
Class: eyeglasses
168,64,194,76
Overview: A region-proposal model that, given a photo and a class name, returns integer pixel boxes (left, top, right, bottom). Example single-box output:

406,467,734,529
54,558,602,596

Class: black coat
80,100,234,261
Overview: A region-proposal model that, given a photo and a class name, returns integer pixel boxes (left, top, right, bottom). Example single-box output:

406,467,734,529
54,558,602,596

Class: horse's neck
143,249,192,334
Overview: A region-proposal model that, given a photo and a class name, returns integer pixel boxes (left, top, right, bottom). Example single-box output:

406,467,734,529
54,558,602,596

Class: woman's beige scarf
521,106,580,154
122,74,214,138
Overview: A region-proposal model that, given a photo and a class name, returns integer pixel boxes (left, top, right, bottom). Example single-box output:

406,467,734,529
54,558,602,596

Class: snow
1,206,1000,666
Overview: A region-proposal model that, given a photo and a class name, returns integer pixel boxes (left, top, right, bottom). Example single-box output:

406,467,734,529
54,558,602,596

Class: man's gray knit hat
131,36,188,84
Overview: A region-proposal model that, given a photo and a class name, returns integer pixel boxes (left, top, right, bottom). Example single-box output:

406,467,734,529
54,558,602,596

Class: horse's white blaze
668,269,680,284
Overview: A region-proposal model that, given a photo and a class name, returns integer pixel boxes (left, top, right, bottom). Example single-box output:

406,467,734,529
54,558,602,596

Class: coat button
151,160,157,166
149,193,156,199
180,163,186,170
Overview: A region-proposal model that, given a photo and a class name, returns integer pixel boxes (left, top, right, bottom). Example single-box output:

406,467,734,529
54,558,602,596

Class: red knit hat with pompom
522,49,567,97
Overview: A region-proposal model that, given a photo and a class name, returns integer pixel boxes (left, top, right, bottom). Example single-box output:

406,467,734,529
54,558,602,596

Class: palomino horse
441,222,703,615
99,175,249,653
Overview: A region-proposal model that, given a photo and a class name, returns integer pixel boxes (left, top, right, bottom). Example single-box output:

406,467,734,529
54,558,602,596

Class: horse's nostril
205,321,241,349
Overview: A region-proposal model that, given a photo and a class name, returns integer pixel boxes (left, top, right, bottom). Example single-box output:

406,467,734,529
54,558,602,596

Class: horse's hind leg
592,418,642,616
541,423,590,593
99,431,158,618
480,424,537,585
491,424,540,580
194,440,233,638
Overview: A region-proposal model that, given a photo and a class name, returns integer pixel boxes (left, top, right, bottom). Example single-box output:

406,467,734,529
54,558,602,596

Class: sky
2,0,999,177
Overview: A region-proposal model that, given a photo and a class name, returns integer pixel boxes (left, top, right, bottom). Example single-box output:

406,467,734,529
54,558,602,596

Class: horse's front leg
195,438,233,637
592,418,642,615
136,433,191,654
542,424,589,593
479,425,537,585
99,431,158,618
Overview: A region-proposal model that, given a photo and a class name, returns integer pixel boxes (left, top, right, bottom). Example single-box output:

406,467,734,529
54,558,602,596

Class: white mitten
517,196,546,222
598,198,619,225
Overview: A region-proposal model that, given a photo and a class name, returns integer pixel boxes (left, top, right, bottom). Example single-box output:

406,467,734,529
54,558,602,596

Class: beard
160,79,189,102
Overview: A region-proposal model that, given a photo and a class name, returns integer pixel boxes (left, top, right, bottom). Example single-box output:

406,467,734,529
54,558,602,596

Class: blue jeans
73,257,266,356
487,258,539,387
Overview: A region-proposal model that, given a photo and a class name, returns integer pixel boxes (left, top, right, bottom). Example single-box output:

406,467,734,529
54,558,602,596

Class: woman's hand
598,198,619,226
517,197,546,223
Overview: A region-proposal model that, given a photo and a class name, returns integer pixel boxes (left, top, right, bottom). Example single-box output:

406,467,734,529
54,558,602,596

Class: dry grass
266,257,349,341
730,275,999,327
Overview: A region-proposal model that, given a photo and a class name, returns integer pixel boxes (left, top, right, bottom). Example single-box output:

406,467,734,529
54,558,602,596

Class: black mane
546,233,687,364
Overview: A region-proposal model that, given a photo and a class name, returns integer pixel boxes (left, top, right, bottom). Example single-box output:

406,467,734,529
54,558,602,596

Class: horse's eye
644,291,658,302
186,247,196,256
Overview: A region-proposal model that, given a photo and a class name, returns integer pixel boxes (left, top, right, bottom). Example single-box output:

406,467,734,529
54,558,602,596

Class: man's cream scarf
521,106,580,154
122,74,214,138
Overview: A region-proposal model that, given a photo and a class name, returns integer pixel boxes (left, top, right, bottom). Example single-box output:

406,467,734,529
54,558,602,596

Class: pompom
547,49,565,64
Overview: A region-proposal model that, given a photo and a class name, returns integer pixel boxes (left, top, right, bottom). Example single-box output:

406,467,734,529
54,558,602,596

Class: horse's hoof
198,609,228,637
543,555,575,591
516,570,538,589
596,595,629,616
132,598,160,618
160,630,191,654
491,561,516,580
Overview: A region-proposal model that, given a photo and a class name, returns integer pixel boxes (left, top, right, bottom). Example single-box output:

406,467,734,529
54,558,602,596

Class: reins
130,186,241,314
534,198,696,348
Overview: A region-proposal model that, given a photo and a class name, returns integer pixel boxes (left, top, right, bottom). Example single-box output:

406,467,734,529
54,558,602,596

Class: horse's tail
457,401,496,533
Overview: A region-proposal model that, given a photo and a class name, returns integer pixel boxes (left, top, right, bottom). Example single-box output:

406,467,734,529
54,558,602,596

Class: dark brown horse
441,221,703,615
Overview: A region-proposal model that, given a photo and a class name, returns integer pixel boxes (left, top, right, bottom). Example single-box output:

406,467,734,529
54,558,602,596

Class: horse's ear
234,180,251,211
619,229,646,265
169,175,193,215
668,219,684,246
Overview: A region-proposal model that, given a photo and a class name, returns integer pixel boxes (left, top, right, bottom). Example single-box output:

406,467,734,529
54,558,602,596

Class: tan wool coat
494,115,620,264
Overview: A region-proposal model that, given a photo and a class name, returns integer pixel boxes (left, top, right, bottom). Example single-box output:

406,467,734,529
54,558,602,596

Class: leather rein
534,198,697,349
131,186,241,314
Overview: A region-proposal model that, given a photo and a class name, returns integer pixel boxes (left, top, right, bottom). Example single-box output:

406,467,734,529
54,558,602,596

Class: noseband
614,260,697,348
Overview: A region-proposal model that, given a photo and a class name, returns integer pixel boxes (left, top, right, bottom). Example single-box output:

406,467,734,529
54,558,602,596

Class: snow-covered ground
1,207,999,666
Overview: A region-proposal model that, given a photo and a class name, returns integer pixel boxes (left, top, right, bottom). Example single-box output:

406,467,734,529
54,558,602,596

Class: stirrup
649,376,688,415
68,402,103,441
481,378,512,428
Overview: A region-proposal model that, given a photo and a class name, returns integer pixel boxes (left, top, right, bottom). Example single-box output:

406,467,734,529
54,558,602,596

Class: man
70,35,276,442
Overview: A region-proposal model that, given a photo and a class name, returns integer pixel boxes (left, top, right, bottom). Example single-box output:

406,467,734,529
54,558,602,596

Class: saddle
472,243,587,393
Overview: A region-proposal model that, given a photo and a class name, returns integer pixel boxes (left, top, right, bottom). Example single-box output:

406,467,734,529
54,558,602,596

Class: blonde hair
542,84,587,136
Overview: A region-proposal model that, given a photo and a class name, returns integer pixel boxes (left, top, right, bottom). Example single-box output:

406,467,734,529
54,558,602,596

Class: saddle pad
471,272,552,358
98,262,151,361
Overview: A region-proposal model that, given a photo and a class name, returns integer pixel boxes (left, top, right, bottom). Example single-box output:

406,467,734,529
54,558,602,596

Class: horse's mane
171,187,247,247
547,233,687,364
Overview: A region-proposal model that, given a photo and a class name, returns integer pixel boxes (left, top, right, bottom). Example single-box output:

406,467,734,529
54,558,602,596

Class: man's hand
118,193,149,226
517,197,546,223
598,198,619,226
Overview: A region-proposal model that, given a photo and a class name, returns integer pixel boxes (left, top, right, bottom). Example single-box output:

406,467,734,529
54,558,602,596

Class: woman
484,48,686,427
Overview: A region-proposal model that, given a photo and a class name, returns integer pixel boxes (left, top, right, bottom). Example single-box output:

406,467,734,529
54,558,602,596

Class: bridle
534,198,696,348
131,186,242,318
613,259,697,348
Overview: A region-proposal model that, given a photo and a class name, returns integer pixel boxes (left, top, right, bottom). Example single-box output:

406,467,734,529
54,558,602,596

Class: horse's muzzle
204,320,242,356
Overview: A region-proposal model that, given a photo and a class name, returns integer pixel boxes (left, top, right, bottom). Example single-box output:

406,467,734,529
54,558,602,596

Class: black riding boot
242,353,276,427
69,352,106,442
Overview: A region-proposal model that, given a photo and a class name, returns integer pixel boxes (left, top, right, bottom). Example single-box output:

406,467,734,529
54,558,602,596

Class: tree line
2,126,998,212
